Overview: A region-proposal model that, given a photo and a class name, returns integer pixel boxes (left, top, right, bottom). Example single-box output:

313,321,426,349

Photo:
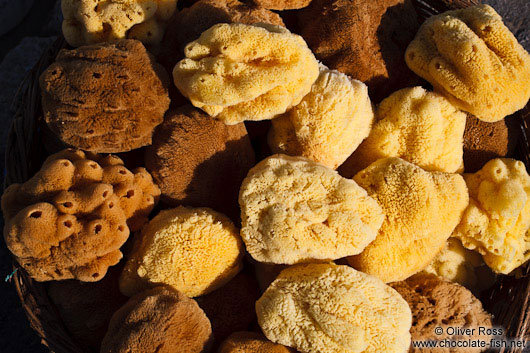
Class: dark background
0,0,528,352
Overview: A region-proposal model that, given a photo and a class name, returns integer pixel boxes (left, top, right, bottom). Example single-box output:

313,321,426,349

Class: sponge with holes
61,0,177,47
405,4,530,122
453,158,530,274
1,149,160,282
172,23,319,125
40,39,170,153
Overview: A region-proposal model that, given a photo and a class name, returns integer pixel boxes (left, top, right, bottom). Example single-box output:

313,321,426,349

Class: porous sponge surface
239,154,384,264
120,206,244,297
406,4,530,122
256,263,412,353
268,65,374,169
173,23,319,125
348,158,469,283
453,158,530,274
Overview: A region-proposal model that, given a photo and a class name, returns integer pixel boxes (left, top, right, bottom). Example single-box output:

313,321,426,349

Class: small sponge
239,154,384,264
219,332,295,353
340,87,466,176
453,158,530,274
256,263,412,353
348,158,469,283
406,4,530,122
173,23,319,125
268,65,374,169
1,149,160,282
100,286,213,353
251,0,311,10
119,206,244,297
61,0,177,47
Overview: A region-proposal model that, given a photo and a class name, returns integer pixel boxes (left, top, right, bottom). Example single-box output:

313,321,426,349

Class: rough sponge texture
173,23,319,125
239,154,384,264
159,0,284,71
120,206,244,297
423,237,496,293
61,0,177,47
252,0,311,10
219,332,295,353
101,286,212,353
1,149,160,282
348,158,469,283
391,274,492,353
145,106,255,221
340,87,466,177
196,270,261,344
40,39,170,153
256,263,412,353
405,4,530,122
268,65,374,169
298,0,421,103
453,158,530,274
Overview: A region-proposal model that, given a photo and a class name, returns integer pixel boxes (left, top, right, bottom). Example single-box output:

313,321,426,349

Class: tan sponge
453,158,530,274
120,206,244,297
1,149,160,282
406,4,530,122
256,263,412,353
348,158,469,283
268,65,374,169
100,286,213,353
239,154,384,264
61,0,177,47
219,332,295,353
173,23,319,125
252,0,311,10
40,39,170,153
340,87,466,176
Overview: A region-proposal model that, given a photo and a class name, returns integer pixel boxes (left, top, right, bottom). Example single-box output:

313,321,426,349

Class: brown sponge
252,0,311,10
219,332,295,353
1,149,160,282
297,0,421,102
158,0,284,72
391,274,492,353
196,270,261,345
145,106,255,221
40,39,170,153
100,286,213,353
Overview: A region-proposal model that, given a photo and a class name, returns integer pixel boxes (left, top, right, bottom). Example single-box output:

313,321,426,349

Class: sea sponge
219,332,295,353
268,65,374,169
239,154,384,264
158,0,284,71
339,87,466,177
347,158,469,283
298,0,421,103
196,270,261,344
100,286,213,353
1,149,160,282
120,206,244,297
453,158,530,274
61,0,177,47
391,274,492,353
422,237,496,293
173,23,319,125
405,4,530,122
144,106,255,221
251,0,311,10
40,39,170,153
256,263,412,353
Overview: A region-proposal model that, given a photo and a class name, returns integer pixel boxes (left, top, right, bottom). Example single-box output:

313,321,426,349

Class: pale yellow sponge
268,65,374,169
348,158,469,283
61,0,177,47
346,87,466,175
256,263,412,353
119,206,244,297
173,23,319,125
405,4,530,122
453,158,530,274
239,154,384,264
